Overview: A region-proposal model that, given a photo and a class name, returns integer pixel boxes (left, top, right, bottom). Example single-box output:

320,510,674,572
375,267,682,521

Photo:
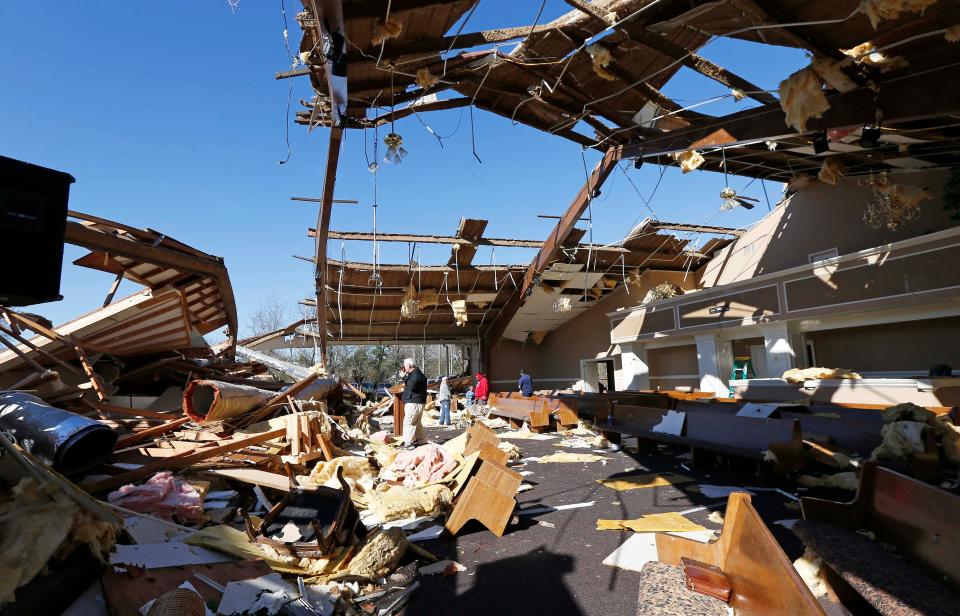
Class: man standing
518,369,534,397
438,376,452,427
474,372,489,404
400,358,427,448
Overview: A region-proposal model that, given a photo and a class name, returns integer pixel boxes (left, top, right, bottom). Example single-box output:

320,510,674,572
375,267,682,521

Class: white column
695,334,732,397
761,323,798,378
618,343,650,391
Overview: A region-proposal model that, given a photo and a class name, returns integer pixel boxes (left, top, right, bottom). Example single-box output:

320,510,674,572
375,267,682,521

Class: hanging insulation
947,24,960,43
671,150,705,173
818,158,847,185
371,17,403,46
859,0,939,29
529,331,549,345
450,299,468,326
778,68,830,132
842,42,910,71
415,68,439,90
586,44,617,81
809,56,858,93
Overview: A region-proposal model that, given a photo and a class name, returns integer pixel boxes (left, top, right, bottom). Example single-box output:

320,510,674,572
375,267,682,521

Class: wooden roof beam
647,221,744,237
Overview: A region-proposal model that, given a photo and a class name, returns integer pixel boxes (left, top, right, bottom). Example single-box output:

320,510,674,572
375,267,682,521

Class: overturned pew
640,492,825,615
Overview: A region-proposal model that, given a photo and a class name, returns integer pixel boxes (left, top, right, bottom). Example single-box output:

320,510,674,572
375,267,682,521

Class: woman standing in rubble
438,376,452,426
400,358,428,448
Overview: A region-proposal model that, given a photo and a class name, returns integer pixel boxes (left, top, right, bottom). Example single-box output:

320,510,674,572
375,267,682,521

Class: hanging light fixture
718,147,758,211
383,132,407,164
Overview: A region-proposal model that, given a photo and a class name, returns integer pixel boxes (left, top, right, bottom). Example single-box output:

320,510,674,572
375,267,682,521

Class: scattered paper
651,410,686,436
518,501,595,516
517,483,534,493
217,573,300,615
111,542,232,569
272,521,303,543
602,530,715,572
597,472,694,492
499,431,556,441
555,438,592,449
697,485,755,499
537,452,608,464
736,403,780,419
406,525,444,542
538,520,555,528
597,511,709,533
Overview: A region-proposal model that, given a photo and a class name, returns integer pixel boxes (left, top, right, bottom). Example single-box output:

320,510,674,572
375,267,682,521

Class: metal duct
182,380,275,424
0,391,117,475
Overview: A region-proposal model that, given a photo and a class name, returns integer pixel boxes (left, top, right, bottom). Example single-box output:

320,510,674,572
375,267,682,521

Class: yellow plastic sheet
596,473,694,492
597,511,708,533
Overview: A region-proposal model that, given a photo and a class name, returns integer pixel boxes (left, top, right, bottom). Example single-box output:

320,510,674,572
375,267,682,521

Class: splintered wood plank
448,218,488,268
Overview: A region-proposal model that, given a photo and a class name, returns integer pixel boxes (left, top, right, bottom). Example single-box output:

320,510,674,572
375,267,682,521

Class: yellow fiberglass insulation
842,42,910,72
367,483,453,523
881,402,935,424
671,150,704,174
798,472,859,491
935,414,960,465
859,0,939,29
371,17,403,46
345,528,408,579
451,299,468,326
778,68,830,133
818,158,846,185
872,421,927,460
415,68,439,90
947,24,960,43
782,367,861,383
0,478,117,604
809,56,858,93
586,44,617,81
793,548,830,598
309,456,376,501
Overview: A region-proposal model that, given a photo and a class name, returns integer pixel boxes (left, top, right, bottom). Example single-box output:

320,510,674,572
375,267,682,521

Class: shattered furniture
793,461,959,614
642,493,825,616
445,459,522,537
463,423,509,465
597,403,804,473
241,467,366,558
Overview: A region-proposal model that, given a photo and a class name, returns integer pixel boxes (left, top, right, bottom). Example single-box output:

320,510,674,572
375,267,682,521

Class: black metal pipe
0,391,117,475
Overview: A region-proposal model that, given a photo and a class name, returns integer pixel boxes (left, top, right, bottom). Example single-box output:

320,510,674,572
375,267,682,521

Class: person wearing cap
518,369,534,397
474,372,489,404
438,376,452,426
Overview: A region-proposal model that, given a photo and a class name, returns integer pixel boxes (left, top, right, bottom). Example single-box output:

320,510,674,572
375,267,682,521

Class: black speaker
0,156,73,306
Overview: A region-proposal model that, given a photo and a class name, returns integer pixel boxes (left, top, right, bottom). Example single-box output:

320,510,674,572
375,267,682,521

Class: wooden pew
486,394,551,431
794,461,959,614
595,403,804,473
445,459,522,537
647,492,825,615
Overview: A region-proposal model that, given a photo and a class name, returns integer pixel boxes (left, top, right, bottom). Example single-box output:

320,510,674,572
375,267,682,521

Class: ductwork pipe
0,391,117,475
183,380,275,424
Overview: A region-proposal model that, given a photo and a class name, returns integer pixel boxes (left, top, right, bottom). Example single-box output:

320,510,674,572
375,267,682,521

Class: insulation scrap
871,421,927,460
371,17,403,46
384,443,457,487
707,511,724,524
497,441,521,460
778,68,830,133
420,559,466,575
415,68,439,90
0,477,118,604
451,299,468,326
818,157,847,185
881,402,935,424
367,483,453,523
529,330,549,345
947,24,960,43
934,414,960,465
597,511,708,533
345,528,407,579
641,282,682,305
537,452,608,463
842,41,909,71
793,548,830,598
809,56,858,93
782,367,862,383
309,456,376,500
858,0,939,29
596,472,694,492
586,44,617,81
107,471,204,521
787,174,815,192
671,150,705,174
798,472,859,491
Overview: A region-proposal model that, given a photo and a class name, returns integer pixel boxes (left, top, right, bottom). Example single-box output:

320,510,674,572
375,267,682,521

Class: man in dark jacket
400,357,428,447
518,369,534,397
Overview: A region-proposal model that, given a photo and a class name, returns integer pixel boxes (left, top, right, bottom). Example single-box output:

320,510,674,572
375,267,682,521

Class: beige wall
806,316,960,373
648,344,698,376
699,169,953,287
490,268,700,389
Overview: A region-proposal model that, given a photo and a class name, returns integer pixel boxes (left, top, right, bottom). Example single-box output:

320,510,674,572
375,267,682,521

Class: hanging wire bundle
861,171,931,229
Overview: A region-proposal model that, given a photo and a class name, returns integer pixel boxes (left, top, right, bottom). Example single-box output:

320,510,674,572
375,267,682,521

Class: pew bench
793,461,960,615
487,394,551,431
596,403,805,474
637,492,824,616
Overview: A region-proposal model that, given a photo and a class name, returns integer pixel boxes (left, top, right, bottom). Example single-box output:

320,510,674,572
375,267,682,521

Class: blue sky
0,1,808,336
